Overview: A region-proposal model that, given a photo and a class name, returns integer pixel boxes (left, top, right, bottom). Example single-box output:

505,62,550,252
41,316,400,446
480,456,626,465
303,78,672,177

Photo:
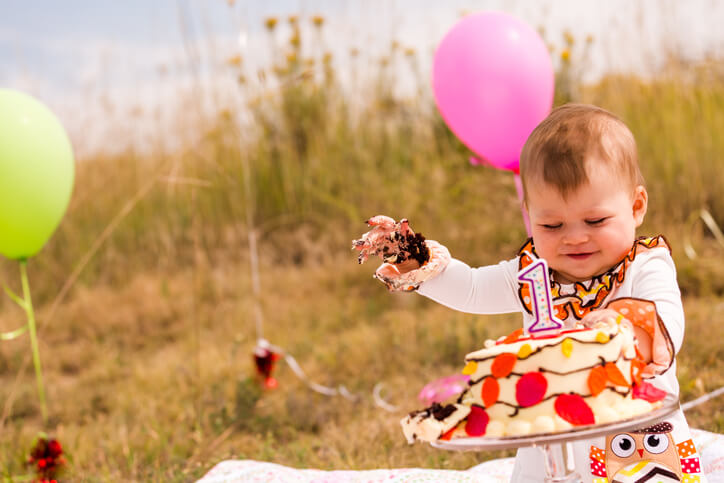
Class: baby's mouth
565,252,594,260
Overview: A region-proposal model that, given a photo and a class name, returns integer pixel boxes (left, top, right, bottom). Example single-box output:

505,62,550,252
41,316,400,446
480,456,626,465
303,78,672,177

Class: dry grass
1,17,724,481
1,253,722,480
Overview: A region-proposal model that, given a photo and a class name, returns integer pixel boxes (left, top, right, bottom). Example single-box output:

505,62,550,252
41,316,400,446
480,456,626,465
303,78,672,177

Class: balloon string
258,338,398,411
469,157,530,236
681,385,724,412
514,172,531,237
19,260,47,425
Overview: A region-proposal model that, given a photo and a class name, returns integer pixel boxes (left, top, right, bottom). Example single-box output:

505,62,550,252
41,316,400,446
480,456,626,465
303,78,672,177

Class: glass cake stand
431,394,679,483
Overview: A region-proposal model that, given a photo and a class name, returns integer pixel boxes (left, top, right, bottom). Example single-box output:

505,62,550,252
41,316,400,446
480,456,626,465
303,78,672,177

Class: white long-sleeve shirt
417,238,704,482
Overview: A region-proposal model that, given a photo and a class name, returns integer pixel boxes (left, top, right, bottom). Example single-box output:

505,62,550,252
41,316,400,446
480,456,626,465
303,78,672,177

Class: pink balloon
433,12,554,172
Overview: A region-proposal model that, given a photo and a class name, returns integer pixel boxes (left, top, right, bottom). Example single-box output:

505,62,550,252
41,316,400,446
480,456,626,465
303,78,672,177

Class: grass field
1,17,724,481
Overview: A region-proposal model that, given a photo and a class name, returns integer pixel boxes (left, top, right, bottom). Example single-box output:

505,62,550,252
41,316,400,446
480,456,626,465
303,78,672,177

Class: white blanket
198,429,724,482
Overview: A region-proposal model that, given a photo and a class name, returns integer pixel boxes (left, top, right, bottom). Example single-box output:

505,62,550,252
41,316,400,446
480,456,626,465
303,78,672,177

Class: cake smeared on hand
352,215,430,267
352,215,450,292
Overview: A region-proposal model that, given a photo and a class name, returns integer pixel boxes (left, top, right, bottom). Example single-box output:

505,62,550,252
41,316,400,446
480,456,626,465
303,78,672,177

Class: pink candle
517,258,563,335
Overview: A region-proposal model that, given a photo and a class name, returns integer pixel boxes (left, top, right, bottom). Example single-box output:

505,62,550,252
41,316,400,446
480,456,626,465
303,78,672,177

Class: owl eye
643,433,669,454
611,434,636,458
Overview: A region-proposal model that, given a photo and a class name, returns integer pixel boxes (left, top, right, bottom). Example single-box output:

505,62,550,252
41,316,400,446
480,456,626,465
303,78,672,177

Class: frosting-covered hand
352,216,450,291
374,240,451,291
352,215,430,265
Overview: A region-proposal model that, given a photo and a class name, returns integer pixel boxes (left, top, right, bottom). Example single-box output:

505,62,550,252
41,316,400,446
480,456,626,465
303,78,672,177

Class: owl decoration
590,422,703,482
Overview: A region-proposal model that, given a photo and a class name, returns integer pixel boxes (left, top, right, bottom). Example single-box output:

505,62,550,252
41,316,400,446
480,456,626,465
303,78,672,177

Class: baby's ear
632,185,648,227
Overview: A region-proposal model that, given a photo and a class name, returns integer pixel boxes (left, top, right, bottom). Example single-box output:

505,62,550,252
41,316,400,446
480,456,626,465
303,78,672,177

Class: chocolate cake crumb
431,403,457,421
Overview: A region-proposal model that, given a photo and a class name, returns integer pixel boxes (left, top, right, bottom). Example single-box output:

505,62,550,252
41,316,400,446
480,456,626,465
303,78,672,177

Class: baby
355,104,705,482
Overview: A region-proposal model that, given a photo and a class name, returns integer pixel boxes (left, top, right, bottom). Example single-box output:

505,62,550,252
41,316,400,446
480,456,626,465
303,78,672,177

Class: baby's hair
520,103,644,200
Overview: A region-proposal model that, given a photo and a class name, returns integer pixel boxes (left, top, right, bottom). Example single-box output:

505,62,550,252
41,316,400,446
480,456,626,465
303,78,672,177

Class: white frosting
400,404,470,444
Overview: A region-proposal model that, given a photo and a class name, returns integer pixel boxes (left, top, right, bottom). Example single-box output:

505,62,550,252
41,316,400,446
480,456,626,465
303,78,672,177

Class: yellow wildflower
563,30,575,46
227,54,242,67
289,31,300,48
264,17,278,31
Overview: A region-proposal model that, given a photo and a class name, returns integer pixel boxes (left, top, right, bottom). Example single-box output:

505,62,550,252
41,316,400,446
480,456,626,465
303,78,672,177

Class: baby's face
525,163,647,283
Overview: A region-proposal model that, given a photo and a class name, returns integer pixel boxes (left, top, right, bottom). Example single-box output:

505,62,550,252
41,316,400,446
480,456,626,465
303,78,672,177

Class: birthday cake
401,320,665,443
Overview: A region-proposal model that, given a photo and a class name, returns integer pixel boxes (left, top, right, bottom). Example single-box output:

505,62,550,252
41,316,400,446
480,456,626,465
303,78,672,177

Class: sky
2,0,723,155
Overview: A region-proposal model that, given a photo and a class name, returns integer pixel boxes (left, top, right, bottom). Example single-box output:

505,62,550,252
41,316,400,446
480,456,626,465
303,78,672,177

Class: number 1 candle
517,257,563,335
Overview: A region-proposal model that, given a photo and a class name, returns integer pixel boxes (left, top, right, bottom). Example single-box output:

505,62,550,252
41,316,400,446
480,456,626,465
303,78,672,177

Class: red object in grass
464,406,490,436
516,372,548,407
554,394,595,426
27,436,65,481
254,341,281,389
632,381,667,402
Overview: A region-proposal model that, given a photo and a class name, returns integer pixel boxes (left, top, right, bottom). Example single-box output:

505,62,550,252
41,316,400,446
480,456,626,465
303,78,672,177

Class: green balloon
0,89,75,259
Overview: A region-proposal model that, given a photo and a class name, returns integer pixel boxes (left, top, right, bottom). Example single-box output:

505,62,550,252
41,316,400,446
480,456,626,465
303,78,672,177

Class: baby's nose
563,228,589,244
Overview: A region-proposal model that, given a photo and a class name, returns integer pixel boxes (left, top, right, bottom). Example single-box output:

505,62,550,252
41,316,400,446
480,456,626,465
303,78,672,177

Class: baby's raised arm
352,216,522,315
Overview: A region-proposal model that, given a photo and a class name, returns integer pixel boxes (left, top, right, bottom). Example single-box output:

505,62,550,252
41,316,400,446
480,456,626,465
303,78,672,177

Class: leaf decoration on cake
461,361,478,376
554,394,595,426
517,343,532,358
515,372,548,407
502,328,524,344
587,366,608,396
464,406,489,436
440,425,457,441
491,353,517,378
604,362,629,386
481,377,499,407
561,338,573,357
632,381,667,402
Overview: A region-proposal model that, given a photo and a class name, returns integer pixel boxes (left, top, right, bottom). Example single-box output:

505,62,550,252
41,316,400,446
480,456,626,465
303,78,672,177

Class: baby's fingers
366,215,397,229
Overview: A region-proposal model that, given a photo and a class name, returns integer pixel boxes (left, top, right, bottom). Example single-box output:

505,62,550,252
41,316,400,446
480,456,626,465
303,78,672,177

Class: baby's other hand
581,309,621,330
582,309,653,364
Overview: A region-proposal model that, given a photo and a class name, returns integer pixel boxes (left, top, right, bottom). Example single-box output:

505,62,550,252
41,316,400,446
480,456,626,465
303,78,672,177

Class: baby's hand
582,309,653,364
352,215,429,268
352,216,450,291
374,240,451,291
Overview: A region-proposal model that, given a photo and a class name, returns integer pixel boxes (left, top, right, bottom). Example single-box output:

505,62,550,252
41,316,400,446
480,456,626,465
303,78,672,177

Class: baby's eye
541,223,562,230
585,217,608,225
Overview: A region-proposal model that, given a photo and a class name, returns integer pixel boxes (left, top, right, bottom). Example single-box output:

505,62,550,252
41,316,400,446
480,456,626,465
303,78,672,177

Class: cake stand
431,394,679,482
